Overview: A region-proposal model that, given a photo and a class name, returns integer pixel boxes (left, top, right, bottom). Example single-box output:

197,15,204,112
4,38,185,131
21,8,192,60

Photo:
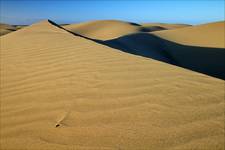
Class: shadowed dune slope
151,21,225,79
63,20,225,79
63,20,172,40
101,21,225,79
104,32,225,80
0,23,26,36
0,23,17,36
0,20,224,150
104,33,174,64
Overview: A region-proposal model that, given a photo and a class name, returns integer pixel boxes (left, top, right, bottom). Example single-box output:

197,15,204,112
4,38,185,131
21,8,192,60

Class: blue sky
0,0,224,25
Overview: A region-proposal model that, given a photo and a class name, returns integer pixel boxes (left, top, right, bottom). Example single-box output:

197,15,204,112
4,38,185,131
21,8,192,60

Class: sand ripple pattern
0,20,224,150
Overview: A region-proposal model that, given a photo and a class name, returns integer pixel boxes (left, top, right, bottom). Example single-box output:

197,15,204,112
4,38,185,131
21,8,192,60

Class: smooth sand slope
64,20,190,41
153,21,225,48
141,23,191,30
0,20,224,150
63,20,183,40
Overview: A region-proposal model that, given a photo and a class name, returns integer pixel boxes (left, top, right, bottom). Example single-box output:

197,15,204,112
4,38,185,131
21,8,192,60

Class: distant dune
142,23,191,30
63,20,180,40
0,23,17,36
64,20,190,41
0,20,224,150
0,23,26,36
152,21,225,79
153,21,225,48
0,20,190,38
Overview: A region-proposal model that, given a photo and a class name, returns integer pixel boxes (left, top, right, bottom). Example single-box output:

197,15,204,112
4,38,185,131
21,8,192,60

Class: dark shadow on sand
102,33,225,80
51,20,225,80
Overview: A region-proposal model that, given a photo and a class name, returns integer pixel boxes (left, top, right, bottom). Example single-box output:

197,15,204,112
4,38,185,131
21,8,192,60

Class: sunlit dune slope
63,20,191,41
153,21,225,48
141,23,191,30
63,20,170,40
0,20,224,150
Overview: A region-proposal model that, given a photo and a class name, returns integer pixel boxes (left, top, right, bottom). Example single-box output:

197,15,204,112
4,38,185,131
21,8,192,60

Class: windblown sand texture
0,20,224,150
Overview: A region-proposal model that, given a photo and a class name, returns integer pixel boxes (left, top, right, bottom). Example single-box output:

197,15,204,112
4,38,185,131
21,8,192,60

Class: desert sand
63,20,144,40
141,23,191,30
63,20,190,40
0,23,26,36
65,20,225,79
0,23,17,36
151,21,225,80
95,21,224,79
0,20,224,150
153,21,225,48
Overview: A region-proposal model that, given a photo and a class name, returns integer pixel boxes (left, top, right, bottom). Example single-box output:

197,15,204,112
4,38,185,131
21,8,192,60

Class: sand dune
151,21,225,79
0,23,26,36
64,20,191,41
103,31,225,80
104,33,174,64
153,21,225,48
64,20,225,79
0,23,17,36
141,23,191,30
0,20,224,150
63,20,172,40
99,21,225,79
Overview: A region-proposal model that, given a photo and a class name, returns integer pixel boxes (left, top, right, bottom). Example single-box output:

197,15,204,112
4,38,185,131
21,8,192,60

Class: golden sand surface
0,20,224,150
